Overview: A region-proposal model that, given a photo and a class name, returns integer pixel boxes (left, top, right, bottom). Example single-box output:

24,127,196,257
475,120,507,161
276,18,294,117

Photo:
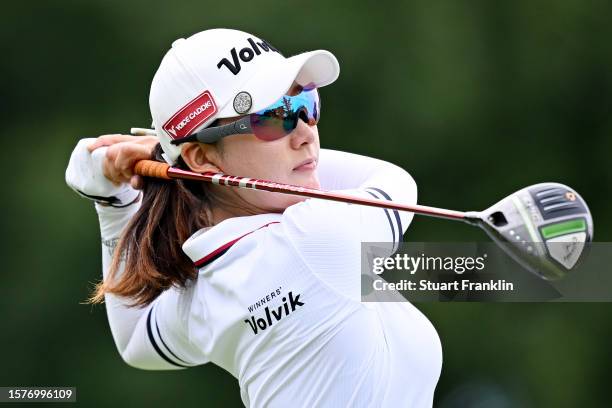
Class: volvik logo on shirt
217,38,279,75
244,291,304,335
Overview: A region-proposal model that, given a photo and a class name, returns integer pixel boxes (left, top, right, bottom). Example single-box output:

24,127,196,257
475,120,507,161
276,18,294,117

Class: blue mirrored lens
250,89,320,141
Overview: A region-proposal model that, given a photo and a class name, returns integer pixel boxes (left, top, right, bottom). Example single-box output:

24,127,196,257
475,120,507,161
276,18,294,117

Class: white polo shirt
91,148,442,407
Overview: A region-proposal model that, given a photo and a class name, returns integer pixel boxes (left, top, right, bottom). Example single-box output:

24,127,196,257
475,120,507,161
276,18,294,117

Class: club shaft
130,128,157,136
134,160,467,221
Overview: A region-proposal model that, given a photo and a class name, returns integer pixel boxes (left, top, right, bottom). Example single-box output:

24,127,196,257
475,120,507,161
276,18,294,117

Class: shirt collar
182,213,283,267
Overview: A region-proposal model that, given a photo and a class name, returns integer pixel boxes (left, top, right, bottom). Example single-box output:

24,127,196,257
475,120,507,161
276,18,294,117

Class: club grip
134,160,171,180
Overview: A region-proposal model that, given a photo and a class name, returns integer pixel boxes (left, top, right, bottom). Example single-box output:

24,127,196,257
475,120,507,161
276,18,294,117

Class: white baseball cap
149,28,340,164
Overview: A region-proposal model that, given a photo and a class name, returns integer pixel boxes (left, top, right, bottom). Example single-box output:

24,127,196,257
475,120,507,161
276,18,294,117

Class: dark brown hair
89,143,217,307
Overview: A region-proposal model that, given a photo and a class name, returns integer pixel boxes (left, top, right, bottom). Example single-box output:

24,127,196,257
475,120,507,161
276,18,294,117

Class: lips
293,157,317,171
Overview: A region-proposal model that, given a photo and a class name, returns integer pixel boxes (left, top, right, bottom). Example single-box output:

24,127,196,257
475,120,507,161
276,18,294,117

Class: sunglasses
170,88,320,145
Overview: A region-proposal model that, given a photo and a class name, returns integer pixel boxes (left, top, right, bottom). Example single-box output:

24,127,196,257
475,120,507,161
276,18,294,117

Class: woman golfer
66,28,442,407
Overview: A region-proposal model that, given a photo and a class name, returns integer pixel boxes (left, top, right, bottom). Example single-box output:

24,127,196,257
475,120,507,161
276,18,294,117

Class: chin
281,194,310,210
290,172,320,190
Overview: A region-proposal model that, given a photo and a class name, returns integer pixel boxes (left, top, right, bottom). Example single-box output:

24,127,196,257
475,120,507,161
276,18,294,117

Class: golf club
130,128,594,281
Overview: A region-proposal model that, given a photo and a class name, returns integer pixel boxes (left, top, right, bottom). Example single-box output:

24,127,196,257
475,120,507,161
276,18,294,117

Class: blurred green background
1,0,611,406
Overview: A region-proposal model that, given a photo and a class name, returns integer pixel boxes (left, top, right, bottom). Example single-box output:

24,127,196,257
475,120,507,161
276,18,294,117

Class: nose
289,118,315,149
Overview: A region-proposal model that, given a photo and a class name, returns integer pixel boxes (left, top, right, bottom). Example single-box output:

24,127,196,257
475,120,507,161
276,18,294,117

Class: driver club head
465,183,594,280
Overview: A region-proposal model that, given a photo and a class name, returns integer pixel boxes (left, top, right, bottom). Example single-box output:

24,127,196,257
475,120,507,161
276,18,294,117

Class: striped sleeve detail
365,187,403,251
146,305,193,368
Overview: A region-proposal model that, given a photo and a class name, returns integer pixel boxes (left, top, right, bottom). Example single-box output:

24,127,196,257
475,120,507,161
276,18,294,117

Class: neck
207,188,273,225
210,205,248,225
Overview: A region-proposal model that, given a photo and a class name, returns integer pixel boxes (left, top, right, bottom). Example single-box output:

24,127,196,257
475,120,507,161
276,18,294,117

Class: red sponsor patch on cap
163,90,217,139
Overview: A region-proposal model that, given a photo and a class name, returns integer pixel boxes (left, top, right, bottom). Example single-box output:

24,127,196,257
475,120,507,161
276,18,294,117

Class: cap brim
217,50,340,117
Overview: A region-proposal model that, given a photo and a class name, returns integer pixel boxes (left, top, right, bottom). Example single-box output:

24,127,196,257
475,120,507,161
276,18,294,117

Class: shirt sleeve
96,197,210,370
314,148,417,245
282,149,418,299
65,138,140,206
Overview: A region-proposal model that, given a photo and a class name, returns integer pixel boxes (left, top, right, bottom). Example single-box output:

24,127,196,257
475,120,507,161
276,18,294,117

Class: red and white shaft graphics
134,160,467,221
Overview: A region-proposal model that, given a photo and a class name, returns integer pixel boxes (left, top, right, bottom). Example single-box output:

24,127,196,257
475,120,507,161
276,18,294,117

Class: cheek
227,148,286,179
217,134,320,210
222,139,290,180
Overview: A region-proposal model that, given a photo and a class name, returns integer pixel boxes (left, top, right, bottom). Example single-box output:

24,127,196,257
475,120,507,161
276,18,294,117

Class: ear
180,142,223,173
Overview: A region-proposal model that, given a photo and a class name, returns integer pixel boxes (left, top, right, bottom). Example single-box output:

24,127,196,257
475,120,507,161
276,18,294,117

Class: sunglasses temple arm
170,117,253,145
195,116,252,143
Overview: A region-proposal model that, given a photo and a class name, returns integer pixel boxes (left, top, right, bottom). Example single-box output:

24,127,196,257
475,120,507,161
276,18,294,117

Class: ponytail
89,143,215,307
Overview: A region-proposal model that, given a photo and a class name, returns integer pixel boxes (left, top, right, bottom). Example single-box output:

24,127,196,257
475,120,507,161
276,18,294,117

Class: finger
102,155,123,187
87,134,137,152
130,175,144,190
105,145,132,185
133,135,159,147
112,148,135,183
133,136,160,155
114,144,155,178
